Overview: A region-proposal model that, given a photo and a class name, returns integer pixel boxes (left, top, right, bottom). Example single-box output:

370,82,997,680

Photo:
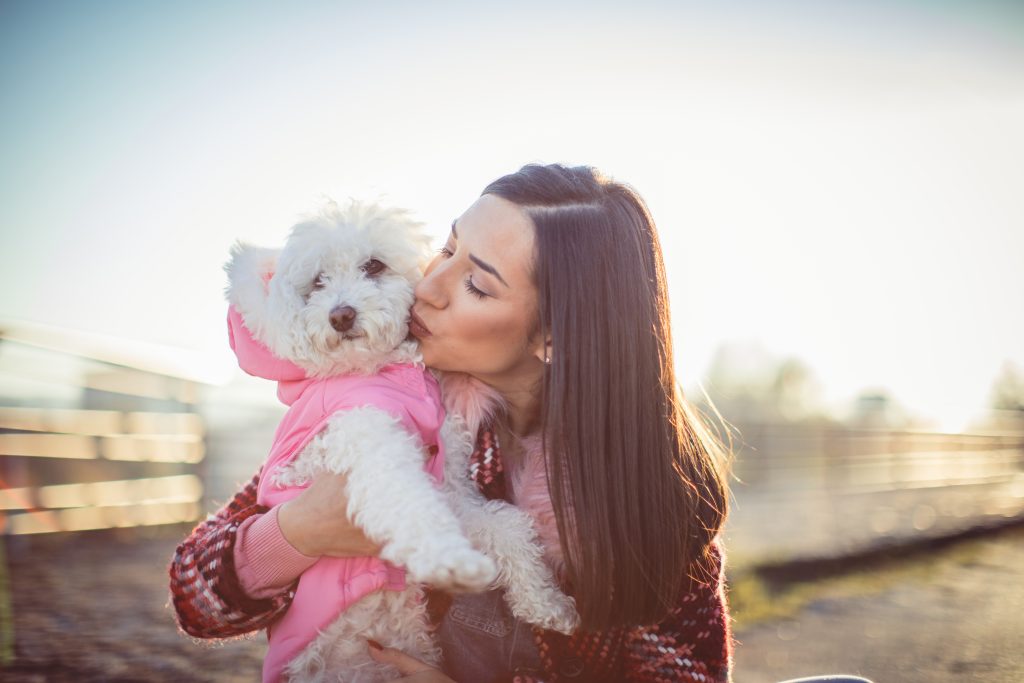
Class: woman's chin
424,359,454,373
422,354,470,376
417,344,443,370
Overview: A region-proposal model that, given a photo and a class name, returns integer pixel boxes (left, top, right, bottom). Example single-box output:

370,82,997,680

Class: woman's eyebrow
450,218,509,287
469,254,509,288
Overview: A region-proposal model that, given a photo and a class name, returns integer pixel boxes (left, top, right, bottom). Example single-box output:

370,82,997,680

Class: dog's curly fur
225,199,577,683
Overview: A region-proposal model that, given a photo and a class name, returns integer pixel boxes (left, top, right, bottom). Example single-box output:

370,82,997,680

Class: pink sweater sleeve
233,506,320,600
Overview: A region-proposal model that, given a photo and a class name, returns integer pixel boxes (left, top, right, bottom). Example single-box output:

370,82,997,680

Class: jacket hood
227,305,307,382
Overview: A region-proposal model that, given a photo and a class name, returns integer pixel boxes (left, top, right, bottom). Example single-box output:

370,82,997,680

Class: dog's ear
224,242,279,337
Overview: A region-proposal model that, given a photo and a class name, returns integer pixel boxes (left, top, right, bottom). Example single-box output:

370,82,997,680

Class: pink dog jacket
226,306,446,683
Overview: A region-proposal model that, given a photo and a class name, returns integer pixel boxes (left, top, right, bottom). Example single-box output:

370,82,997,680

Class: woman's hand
367,641,455,682
276,472,382,558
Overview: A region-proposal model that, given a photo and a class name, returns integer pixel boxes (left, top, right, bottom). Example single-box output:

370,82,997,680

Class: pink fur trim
508,434,565,578
434,371,506,438
434,371,565,576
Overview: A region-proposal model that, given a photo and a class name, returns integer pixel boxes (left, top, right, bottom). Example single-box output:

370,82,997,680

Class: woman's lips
408,309,432,338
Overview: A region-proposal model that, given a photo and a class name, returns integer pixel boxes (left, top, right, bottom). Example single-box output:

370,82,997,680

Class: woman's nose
415,257,449,308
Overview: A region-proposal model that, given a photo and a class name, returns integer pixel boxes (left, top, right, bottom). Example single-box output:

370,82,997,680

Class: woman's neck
491,388,541,478
500,387,541,438
473,361,544,437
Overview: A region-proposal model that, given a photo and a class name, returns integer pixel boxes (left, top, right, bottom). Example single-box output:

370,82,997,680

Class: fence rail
1,333,207,535
0,408,206,535
723,421,1024,568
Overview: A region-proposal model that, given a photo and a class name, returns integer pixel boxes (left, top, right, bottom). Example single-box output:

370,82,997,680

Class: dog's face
226,200,432,376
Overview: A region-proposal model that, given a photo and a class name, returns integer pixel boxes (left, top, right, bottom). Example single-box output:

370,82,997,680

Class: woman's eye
313,273,327,290
437,246,453,258
464,277,488,300
361,259,386,276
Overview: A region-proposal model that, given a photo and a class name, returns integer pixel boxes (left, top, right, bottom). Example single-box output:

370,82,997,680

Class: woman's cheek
420,339,450,370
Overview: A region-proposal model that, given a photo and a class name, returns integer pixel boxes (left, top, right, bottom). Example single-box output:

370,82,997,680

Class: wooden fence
723,421,1024,567
0,333,206,535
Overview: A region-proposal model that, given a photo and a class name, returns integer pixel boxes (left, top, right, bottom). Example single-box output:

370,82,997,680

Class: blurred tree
982,361,1024,431
769,357,825,422
699,341,827,424
848,389,910,429
990,360,1024,412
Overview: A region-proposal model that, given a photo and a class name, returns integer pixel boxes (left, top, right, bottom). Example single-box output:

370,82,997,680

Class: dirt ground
730,523,1024,683
1,523,1022,682
1,524,266,683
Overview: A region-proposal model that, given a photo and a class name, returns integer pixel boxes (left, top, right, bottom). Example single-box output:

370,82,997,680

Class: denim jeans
436,588,542,683
777,677,875,683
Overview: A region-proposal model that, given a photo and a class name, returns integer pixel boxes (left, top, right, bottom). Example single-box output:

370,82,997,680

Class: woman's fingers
367,640,445,678
277,472,382,557
367,639,431,673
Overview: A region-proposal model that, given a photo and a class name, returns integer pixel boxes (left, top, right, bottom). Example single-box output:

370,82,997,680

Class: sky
1,0,1022,431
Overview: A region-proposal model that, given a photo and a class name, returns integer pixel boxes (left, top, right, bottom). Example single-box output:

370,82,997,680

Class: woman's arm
233,505,319,599
168,469,382,638
621,541,734,683
168,469,295,638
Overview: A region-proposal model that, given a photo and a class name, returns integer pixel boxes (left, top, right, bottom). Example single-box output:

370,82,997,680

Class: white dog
225,199,577,683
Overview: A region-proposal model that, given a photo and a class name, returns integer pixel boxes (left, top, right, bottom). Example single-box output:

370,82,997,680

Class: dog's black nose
330,305,357,332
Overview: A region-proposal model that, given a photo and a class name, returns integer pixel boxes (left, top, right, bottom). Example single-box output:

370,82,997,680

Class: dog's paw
406,546,497,592
510,588,580,635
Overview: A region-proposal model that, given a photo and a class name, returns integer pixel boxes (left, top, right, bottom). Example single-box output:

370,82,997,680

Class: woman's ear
533,338,553,365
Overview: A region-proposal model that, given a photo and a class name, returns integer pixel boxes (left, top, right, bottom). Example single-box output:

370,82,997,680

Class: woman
169,163,734,682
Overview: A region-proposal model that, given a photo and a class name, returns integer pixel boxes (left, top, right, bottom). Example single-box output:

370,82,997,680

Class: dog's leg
452,496,579,634
318,406,496,591
439,416,579,634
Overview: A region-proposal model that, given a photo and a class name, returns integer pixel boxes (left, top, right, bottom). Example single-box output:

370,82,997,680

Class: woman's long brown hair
483,164,732,631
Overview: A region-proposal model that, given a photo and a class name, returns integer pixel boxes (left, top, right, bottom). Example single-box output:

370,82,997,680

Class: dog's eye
313,273,327,290
361,259,386,277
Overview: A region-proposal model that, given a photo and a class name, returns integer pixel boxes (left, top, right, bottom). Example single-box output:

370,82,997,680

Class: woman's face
410,194,544,385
